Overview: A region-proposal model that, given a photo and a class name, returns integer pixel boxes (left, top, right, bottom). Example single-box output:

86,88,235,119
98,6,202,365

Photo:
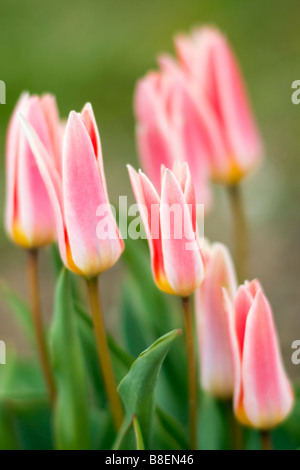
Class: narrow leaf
133,415,145,450
117,329,181,449
0,283,35,345
50,269,92,450
114,414,144,450
74,300,133,409
155,407,189,450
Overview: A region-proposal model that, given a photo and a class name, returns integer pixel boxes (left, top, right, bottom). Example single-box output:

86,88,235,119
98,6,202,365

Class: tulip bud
224,280,294,429
128,161,204,296
5,93,61,248
175,27,263,184
195,242,237,398
19,103,124,277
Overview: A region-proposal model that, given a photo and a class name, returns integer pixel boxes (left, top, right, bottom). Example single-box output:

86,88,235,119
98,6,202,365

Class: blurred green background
0,0,299,378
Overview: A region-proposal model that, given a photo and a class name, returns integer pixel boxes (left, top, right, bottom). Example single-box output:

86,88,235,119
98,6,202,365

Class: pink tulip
128,162,204,296
5,93,61,248
195,242,237,398
19,103,124,277
134,69,212,208
224,280,294,429
174,27,263,184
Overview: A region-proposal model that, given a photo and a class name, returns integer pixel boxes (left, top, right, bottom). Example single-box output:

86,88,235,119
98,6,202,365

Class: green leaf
73,302,106,408
74,304,186,450
74,300,133,450
90,407,115,450
0,352,46,401
50,243,64,279
122,238,176,338
74,300,133,410
117,329,181,449
270,381,300,450
154,407,189,450
120,281,155,357
121,240,188,422
0,283,35,345
114,414,144,450
107,331,134,372
50,244,83,305
50,269,92,450
0,403,19,450
9,400,53,450
0,352,52,449
75,301,133,370
245,429,262,450
198,393,224,450
113,415,135,450
133,415,145,450
120,276,188,423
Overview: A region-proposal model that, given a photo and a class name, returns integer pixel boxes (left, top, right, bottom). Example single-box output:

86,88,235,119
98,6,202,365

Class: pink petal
80,102,109,202
174,34,197,76
242,291,294,429
234,279,265,355
234,285,254,356
159,53,227,202
171,162,196,231
196,244,237,398
63,111,123,276
160,169,203,296
127,165,172,293
18,112,65,254
134,74,179,191
223,289,246,422
199,28,263,175
5,93,29,238
15,97,56,246
245,278,263,299
40,94,62,174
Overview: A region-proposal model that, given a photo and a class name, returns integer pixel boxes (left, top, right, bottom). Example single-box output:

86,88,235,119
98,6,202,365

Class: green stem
28,249,56,405
227,183,249,282
260,430,273,450
86,276,124,430
224,399,244,450
181,296,197,450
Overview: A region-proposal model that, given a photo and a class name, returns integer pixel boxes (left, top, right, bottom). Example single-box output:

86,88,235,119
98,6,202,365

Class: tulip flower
5,93,61,248
224,280,294,430
195,242,237,399
4,92,62,405
128,161,204,297
174,27,263,184
19,103,124,429
134,70,212,208
128,161,204,448
19,103,124,277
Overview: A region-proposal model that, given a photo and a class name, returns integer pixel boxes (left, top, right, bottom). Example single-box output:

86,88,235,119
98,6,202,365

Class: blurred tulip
224,280,294,429
19,103,124,277
5,93,61,248
174,27,263,184
134,70,212,208
195,242,237,398
128,161,204,297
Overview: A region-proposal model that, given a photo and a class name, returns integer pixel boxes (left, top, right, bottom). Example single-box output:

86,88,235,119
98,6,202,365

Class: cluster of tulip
3,27,294,450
